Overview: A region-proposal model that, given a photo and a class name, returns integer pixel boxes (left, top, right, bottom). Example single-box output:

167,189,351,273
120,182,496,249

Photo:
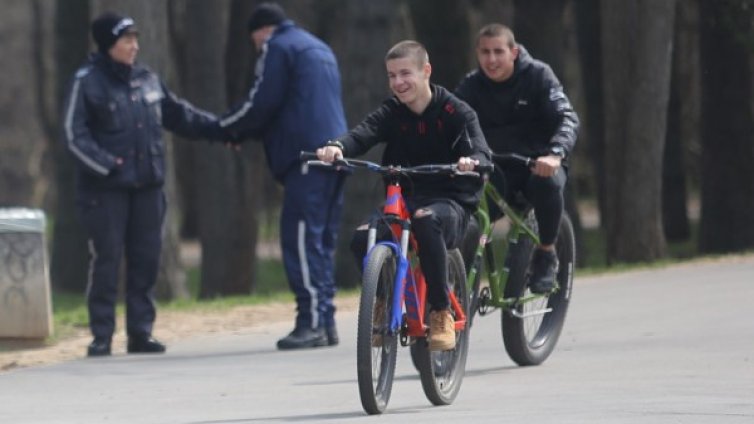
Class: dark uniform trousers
281,166,344,331
79,185,166,339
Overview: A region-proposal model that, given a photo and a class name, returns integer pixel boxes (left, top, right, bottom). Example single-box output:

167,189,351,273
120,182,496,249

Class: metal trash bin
0,208,53,338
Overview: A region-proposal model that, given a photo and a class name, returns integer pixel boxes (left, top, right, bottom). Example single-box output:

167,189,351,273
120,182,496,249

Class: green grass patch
46,258,291,342
184,258,289,298
576,222,701,275
48,290,120,343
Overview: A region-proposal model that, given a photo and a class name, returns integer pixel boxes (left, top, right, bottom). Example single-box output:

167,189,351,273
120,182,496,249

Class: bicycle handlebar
491,152,534,167
300,151,481,178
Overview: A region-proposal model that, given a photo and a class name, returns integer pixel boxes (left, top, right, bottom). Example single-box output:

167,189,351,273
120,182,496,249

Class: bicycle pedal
478,287,492,316
509,307,552,319
400,333,409,346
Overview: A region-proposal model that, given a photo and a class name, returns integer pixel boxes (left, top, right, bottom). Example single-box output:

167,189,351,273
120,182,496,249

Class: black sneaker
127,336,166,354
87,337,112,357
276,327,328,350
529,248,559,294
325,325,339,346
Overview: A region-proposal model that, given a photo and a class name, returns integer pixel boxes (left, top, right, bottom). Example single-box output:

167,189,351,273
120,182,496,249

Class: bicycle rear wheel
357,244,399,415
415,249,470,406
502,212,575,366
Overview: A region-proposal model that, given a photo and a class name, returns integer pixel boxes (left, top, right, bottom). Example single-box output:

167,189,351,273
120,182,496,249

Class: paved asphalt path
1,256,753,423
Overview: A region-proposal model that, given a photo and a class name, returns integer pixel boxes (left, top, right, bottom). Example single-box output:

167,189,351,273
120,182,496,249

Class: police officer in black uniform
62,12,225,357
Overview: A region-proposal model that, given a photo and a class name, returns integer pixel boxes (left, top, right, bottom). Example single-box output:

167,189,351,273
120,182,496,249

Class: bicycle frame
466,179,550,311
365,183,467,343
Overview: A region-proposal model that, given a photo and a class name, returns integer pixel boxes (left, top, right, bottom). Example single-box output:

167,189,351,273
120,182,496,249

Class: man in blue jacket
63,12,224,357
220,3,347,350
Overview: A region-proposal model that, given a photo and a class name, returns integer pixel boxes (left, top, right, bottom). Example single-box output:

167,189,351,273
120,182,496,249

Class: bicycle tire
467,252,484,328
502,212,575,366
414,249,470,405
357,244,399,415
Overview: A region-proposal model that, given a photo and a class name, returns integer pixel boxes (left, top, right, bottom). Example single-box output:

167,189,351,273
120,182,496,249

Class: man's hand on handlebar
532,155,562,178
457,157,480,172
316,145,343,163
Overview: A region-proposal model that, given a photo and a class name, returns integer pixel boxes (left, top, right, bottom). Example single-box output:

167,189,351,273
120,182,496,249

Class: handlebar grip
475,164,495,174
300,151,318,161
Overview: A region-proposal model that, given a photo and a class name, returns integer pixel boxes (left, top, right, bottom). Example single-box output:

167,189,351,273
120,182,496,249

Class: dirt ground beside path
0,296,359,373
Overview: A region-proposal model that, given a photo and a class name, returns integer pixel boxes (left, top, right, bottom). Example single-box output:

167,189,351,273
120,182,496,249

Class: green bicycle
465,152,575,365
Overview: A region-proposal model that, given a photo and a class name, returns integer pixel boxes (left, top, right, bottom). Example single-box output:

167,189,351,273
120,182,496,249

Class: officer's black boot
87,337,112,357
127,335,166,354
326,325,339,346
276,327,328,350
529,248,559,294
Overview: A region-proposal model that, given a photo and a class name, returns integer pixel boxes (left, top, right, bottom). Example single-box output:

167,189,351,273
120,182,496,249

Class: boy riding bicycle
317,40,491,351
455,24,579,294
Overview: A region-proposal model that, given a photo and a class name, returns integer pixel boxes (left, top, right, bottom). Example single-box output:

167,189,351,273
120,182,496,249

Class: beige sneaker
372,301,386,347
429,309,456,351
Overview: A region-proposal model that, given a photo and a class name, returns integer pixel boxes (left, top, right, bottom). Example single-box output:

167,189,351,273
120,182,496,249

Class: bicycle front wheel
357,244,399,415
502,212,575,365
415,249,470,406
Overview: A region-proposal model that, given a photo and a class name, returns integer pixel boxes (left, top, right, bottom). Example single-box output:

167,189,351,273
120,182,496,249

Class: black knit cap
91,12,138,54
247,2,286,33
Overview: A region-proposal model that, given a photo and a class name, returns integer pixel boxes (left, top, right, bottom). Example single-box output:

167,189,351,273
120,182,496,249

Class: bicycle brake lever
332,158,349,167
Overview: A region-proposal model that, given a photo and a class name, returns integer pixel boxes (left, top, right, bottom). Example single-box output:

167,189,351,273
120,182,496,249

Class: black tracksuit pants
489,161,567,246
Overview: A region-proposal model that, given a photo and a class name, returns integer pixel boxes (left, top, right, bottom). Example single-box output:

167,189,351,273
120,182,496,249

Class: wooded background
1,0,752,300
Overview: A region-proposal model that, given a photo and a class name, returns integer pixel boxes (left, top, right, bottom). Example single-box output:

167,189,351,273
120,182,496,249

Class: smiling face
386,56,432,114
476,34,518,82
109,33,139,66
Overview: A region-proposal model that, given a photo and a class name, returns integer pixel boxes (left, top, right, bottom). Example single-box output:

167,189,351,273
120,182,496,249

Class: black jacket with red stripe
336,84,491,211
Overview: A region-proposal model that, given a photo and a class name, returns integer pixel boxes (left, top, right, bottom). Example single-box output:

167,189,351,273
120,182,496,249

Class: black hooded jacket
455,45,578,160
336,84,491,211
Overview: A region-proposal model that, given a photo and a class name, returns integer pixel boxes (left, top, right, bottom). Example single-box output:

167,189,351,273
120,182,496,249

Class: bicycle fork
366,226,421,340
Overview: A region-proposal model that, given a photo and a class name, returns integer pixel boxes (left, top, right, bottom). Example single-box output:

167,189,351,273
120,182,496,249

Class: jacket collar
92,52,134,83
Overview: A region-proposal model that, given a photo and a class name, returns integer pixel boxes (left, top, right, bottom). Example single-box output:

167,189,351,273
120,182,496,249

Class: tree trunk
601,0,674,263
50,0,91,293
223,0,264,293
407,0,472,89
662,0,700,242
176,0,254,298
468,1,515,50
166,0,198,241
575,0,606,230
698,0,754,253
0,1,49,207
513,0,566,72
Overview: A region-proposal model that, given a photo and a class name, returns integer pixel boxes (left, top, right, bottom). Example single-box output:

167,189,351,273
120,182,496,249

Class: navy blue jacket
455,45,579,160
219,20,347,181
63,53,221,190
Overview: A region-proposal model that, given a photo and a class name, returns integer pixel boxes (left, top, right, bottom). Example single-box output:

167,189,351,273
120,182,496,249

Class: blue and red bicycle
301,152,481,414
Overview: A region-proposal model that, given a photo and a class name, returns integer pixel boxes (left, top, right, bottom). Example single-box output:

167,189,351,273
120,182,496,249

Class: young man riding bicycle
455,24,579,294
317,40,491,351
